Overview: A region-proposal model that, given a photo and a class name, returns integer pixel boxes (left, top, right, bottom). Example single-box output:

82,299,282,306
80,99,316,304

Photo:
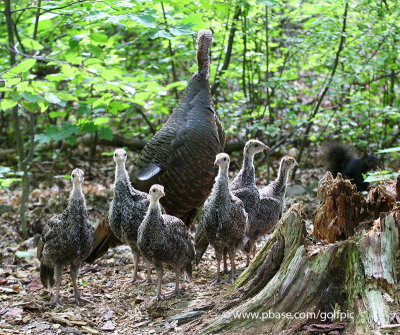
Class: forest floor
0,147,392,335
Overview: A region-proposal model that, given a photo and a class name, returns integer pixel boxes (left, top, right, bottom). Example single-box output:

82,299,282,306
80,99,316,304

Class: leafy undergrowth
0,155,323,334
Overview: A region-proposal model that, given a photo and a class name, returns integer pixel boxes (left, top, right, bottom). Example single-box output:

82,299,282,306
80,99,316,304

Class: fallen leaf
101,320,115,331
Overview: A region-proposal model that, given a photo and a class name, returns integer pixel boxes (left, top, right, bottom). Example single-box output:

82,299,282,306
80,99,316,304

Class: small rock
166,311,204,325
101,320,115,331
286,184,306,197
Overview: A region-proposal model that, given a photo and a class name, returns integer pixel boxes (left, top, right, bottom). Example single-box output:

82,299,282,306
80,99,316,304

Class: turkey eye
255,144,259,147
223,158,227,161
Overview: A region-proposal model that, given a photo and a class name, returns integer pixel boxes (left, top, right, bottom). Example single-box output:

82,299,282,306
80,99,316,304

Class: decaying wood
313,172,366,243
367,186,395,218
190,201,398,334
302,322,345,333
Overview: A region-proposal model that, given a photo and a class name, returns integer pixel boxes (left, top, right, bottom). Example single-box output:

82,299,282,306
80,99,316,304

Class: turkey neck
67,182,86,217
197,32,212,79
144,198,163,232
213,166,230,204
241,152,255,187
70,182,84,201
115,160,129,184
275,163,289,196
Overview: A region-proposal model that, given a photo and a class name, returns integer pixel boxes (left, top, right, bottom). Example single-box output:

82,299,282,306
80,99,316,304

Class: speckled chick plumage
229,140,270,257
138,184,194,299
195,140,268,265
201,153,248,282
109,148,152,282
243,156,297,252
37,168,93,305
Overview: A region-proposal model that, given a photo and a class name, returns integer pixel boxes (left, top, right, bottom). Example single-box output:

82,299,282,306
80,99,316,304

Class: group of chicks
37,140,297,304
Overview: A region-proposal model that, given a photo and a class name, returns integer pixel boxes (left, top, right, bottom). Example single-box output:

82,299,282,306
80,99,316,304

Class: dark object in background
322,142,378,191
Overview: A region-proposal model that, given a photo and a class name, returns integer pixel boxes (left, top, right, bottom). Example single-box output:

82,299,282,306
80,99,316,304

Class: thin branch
6,0,119,13
161,2,179,102
211,6,241,95
293,1,349,178
136,107,157,135
33,0,42,40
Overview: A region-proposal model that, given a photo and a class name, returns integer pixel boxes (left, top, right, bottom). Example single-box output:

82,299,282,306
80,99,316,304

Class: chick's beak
263,145,270,151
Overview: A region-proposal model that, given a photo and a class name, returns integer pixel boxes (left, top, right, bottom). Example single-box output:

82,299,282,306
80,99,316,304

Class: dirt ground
0,150,372,334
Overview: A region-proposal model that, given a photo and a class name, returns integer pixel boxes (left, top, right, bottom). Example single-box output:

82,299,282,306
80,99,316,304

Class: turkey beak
294,161,298,166
263,145,270,151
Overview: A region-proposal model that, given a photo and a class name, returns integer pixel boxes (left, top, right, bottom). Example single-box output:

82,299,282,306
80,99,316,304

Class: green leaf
15,251,33,258
130,13,157,28
22,91,38,103
94,117,110,125
21,38,44,50
377,147,400,154
69,34,87,48
9,59,37,75
99,126,113,141
151,30,174,40
39,13,58,21
45,93,64,106
90,32,108,43
1,99,18,110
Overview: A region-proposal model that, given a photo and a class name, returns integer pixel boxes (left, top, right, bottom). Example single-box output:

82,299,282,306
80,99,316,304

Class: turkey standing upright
137,184,195,300
87,30,225,262
242,156,298,256
195,140,269,266
37,169,93,305
109,148,153,283
201,153,248,284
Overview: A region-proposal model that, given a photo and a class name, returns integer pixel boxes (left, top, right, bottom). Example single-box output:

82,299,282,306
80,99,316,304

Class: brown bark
313,172,367,243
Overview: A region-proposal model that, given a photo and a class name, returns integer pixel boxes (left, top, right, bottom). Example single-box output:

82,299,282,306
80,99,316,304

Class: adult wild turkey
87,30,225,262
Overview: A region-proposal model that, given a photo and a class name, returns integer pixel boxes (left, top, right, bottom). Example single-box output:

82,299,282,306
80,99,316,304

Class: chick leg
69,264,90,305
51,265,63,306
137,259,154,285
229,251,237,283
222,250,229,275
166,267,181,298
210,252,222,285
152,267,164,301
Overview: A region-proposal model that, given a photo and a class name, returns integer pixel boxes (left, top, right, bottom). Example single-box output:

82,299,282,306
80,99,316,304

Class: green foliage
0,167,21,190
0,0,399,166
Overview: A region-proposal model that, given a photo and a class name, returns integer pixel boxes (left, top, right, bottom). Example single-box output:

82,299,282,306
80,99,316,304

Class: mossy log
191,204,398,335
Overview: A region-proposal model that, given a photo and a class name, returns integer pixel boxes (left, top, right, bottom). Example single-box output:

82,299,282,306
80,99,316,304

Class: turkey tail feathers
137,162,161,181
197,30,213,77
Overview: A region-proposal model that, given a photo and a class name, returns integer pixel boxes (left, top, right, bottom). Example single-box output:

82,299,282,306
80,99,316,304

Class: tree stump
188,203,398,334
312,172,366,243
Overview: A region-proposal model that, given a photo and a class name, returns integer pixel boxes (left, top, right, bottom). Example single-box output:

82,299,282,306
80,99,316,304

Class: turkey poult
201,153,248,284
137,185,195,300
37,169,93,305
230,140,269,265
109,148,152,283
195,140,269,266
88,29,225,262
243,156,298,257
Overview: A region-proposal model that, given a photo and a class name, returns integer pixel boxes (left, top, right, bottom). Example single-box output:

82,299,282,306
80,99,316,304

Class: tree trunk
188,175,399,334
